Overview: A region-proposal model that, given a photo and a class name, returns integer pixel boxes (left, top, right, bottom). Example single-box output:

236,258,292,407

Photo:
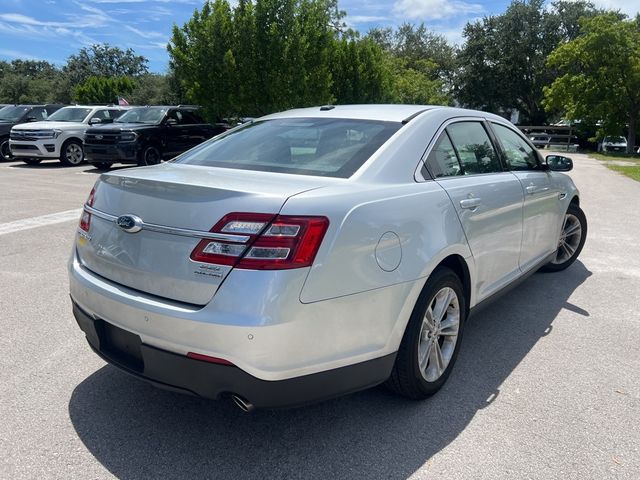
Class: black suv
83,106,223,169
0,104,64,161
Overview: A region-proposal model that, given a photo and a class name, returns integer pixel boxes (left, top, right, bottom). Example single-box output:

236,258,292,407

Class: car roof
259,104,512,124
59,105,128,109
260,104,441,123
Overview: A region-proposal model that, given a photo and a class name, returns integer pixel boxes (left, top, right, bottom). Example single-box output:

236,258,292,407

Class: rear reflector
190,213,329,270
187,352,235,366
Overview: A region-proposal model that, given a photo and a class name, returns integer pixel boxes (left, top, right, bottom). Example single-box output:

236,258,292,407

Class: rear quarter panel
281,181,473,304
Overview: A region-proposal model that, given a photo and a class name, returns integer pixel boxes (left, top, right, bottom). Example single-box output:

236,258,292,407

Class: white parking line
0,209,82,236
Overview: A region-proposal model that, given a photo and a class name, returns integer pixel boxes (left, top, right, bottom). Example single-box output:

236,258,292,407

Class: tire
138,145,162,166
60,140,84,166
22,158,42,166
94,162,112,171
386,267,466,399
0,137,12,162
540,203,587,272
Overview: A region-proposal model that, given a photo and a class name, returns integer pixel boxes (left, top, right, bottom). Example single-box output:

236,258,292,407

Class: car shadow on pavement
68,261,592,480
10,161,68,169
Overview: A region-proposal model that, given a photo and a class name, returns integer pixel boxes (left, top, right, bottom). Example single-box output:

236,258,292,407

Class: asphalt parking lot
1,155,639,479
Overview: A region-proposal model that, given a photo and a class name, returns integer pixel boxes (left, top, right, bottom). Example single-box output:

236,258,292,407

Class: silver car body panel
69,105,579,382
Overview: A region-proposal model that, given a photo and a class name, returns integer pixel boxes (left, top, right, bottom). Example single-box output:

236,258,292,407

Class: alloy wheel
418,287,460,382
552,213,582,264
66,143,83,165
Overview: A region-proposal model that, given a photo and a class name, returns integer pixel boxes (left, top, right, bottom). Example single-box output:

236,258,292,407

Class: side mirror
165,118,177,126
89,117,102,124
546,155,573,172
26,116,38,123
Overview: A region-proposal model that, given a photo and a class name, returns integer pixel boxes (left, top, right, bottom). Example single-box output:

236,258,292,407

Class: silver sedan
68,105,587,410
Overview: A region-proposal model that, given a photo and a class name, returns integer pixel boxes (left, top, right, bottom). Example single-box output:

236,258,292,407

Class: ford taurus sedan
69,105,587,411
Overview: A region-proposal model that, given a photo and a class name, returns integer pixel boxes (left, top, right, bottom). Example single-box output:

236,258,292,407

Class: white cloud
589,0,640,16
393,0,483,20
125,25,166,40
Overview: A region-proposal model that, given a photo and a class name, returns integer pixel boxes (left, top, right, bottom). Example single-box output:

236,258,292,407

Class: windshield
0,106,29,122
605,136,626,143
175,118,402,178
47,107,92,123
115,107,167,124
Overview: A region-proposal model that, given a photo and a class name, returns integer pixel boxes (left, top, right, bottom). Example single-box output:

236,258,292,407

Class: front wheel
541,203,587,272
138,145,162,166
386,267,466,399
60,140,84,166
0,137,12,161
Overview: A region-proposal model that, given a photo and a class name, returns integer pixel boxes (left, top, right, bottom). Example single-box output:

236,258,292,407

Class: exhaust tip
231,394,255,413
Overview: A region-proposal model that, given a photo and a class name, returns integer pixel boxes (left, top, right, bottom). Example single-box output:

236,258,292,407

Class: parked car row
0,104,227,168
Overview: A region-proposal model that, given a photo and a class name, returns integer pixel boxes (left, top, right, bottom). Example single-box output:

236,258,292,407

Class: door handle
460,198,482,210
526,185,549,195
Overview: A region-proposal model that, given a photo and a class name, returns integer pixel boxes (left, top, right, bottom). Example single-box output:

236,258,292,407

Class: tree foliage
169,0,346,119
63,44,148,87
544,14,640,151
457,0,600,123
74,76,136,104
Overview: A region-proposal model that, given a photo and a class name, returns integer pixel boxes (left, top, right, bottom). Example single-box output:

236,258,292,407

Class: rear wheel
22,158,42,166
541,203,587,272
0,137,11,161
386,267,466,399
60,140,84,166
139,145,162,166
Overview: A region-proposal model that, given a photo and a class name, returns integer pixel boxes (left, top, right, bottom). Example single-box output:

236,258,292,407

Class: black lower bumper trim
72,302,396,408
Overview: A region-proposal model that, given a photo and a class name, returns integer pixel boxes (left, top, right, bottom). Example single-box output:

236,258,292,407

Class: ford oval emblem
116,214,143,233
95,135,103,140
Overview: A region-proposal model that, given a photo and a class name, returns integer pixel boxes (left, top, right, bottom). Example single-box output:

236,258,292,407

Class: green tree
457,0,599,123
63,44,148,87
544,14,640,152
169,0,237,120
366,23,455,105
330,34,393,104
129,73,180,105
74,76,135,104
169,0,338,118
0,60,62,103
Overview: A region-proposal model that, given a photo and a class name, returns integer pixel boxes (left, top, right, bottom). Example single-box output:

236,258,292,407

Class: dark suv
83,106,223,169
0,104,64,161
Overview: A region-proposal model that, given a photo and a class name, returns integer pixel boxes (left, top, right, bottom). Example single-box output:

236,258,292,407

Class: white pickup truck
10,105,129,166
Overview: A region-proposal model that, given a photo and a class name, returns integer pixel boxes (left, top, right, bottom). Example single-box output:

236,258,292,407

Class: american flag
117,97,130,106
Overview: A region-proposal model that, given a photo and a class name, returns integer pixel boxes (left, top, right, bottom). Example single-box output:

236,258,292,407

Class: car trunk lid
76,164,328,305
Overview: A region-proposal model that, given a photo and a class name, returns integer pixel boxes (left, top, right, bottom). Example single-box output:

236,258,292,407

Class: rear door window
446,122,502,175
424,132,462,178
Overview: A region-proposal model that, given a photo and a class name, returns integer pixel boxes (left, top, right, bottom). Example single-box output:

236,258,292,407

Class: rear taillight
79,187,95,232
190,213,329,270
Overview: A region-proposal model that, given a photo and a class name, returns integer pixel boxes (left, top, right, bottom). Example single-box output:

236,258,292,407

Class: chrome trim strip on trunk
84,205,251,243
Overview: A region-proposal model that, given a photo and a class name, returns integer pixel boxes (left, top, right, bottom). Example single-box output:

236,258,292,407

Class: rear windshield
175,118,402,178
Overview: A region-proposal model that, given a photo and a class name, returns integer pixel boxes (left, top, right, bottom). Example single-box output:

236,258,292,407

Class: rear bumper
73,302,395,408
69,245,416,382
84,143,139,164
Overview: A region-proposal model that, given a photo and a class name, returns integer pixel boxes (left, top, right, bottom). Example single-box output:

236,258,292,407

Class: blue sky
0,0,637,72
